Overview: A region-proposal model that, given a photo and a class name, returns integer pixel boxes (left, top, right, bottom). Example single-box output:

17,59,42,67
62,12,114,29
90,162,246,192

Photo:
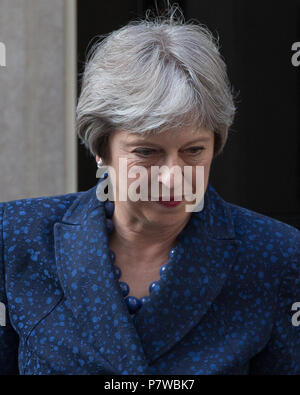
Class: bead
160,264,168,277
140,296,151,305
103,200,169,312
109,250,115,262
104,200,114,218
106,218,114,233
169,247,176,260
149,281,160,294
125,296,142,314
119,281,129,297
113,265,122,280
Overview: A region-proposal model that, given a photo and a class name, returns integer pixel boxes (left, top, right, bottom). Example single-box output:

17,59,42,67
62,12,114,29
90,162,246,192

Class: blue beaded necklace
103,199,177,315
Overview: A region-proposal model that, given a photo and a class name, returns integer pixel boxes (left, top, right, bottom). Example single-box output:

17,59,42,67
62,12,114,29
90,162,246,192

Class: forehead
111,126,213,147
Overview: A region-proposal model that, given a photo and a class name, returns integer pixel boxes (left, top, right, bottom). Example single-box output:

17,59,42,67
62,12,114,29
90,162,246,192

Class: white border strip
64,0,77,193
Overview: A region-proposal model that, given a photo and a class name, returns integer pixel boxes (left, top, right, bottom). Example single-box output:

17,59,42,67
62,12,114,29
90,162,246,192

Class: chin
142,201,188,224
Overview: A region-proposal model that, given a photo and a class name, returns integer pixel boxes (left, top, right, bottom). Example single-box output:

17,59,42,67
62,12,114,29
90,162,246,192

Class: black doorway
77,0,300,229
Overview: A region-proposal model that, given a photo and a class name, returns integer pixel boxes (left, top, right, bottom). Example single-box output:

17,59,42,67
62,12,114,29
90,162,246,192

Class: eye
185,146,205,154
132,148,156,157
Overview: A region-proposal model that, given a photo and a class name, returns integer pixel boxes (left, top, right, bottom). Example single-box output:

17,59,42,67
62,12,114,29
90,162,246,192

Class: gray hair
76,7,236,161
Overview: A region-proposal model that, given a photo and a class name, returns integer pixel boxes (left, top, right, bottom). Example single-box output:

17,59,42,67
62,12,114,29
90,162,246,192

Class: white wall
0,0,77,201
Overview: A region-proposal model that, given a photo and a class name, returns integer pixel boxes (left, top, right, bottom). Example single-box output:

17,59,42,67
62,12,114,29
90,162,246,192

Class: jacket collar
54,180,241,373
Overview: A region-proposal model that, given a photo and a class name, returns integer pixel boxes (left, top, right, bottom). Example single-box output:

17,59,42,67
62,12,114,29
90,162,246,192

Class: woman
1,8,300,375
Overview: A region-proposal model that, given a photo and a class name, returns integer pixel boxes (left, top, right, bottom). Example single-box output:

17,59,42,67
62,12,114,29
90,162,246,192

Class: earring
95,157,114,202
97,158,103,168
96,157,108,179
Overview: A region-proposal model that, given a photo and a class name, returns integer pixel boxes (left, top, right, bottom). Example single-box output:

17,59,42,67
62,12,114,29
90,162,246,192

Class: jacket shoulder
226,201,300,267
0,191,85,256
0,191,83,227
227,201,300,239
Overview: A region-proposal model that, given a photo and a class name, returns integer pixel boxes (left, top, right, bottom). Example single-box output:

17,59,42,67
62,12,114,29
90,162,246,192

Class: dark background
77,0,300,230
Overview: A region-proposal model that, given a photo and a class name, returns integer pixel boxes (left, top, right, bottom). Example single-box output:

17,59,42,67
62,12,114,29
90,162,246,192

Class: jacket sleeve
249,229,300,375
0,203,19,375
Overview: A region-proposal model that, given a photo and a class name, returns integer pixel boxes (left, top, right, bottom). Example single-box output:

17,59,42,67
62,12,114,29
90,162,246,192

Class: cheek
202,161,212,184
189,160,212,192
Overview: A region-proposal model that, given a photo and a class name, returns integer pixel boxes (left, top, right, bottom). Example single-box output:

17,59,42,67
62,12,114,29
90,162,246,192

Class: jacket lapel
132,184,242,364
54,180,241,370
53,184,150,374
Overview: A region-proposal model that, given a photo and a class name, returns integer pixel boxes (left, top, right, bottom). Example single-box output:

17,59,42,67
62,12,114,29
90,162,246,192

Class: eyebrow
122,136,211,148
182,137,211,145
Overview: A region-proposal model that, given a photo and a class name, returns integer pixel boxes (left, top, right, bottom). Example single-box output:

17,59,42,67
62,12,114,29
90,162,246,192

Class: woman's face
96,126,215,228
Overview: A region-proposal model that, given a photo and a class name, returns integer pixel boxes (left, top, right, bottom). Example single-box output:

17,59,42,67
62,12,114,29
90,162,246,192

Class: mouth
158,195,183,202
156,195,183,208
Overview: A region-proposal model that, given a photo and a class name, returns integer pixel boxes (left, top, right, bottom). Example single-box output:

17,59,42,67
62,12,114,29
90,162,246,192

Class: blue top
0,181,299,375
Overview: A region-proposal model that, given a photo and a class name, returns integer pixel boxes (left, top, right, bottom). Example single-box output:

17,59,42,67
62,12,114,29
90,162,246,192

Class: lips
156,195,183,208
158,195,183,202
157,199,182,208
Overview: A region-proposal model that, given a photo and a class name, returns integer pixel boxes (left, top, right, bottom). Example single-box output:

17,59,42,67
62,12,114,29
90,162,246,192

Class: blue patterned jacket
0,181,300,375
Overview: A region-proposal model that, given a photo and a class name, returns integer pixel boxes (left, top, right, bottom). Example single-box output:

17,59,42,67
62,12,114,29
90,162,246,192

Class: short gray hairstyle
76,7,236,161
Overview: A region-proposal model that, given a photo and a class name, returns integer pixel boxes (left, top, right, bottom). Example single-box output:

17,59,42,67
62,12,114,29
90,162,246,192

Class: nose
157,154,184,192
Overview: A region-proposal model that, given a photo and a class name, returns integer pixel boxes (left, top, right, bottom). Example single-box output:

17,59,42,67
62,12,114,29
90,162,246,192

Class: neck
108,203,190,268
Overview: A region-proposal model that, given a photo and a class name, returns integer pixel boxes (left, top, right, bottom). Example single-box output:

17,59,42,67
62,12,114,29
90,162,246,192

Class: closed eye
132,148,157,157
184,146,205,154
